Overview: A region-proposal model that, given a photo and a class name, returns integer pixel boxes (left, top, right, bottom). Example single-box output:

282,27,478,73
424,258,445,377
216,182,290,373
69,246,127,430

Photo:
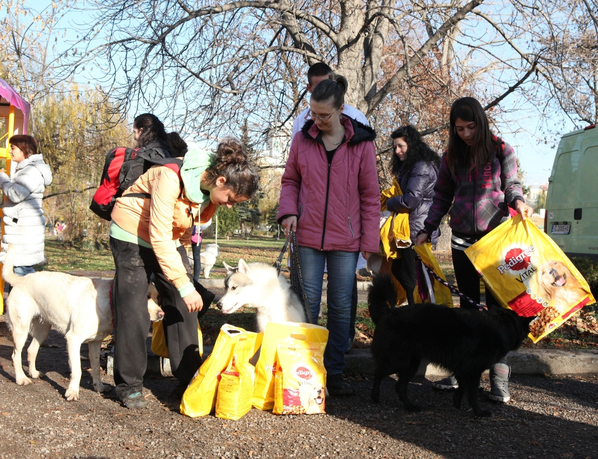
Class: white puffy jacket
0,154,53,266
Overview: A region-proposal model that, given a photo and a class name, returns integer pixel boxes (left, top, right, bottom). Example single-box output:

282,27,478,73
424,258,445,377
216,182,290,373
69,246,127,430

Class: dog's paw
65,387,80,401
29,369,41,379
16,376,33,386
93,382,107,393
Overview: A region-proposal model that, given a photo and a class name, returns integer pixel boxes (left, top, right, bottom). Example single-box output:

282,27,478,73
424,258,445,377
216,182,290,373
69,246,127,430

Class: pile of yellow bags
180,322,328,420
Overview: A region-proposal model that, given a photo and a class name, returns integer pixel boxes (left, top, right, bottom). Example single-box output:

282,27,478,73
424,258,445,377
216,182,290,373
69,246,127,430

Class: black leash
416,255,485,310
272,231,314,323
273,233,291,277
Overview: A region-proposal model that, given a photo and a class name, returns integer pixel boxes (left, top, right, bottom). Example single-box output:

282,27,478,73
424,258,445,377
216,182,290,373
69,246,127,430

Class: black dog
368,274,533,417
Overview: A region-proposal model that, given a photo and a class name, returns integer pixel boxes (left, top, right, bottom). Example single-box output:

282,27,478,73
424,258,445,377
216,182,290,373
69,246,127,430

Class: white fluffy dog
199,243,220,278
218,259,307,331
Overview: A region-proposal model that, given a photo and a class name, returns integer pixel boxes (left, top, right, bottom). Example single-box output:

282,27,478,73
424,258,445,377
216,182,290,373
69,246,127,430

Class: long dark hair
390,126,440,176
134,113,168,148
447,97,494,176
203,138,259,198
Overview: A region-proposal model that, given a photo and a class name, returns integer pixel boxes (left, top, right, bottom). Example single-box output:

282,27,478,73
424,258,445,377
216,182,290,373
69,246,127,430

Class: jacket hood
181,146,216,205
302,115,376,144
16,154,53,186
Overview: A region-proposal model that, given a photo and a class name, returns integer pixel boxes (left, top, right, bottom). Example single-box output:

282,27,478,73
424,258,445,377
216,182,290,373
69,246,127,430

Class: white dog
3,245,164,401
199,243,220,278
218,259,307,331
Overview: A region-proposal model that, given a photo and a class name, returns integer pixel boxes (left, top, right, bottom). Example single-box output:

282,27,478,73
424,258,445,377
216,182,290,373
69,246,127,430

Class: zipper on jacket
348,215,355,238
321,163,332,250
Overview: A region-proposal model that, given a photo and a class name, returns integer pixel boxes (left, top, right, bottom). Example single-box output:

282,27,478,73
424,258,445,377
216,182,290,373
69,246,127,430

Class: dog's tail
367,274,397,325
2,244,24,287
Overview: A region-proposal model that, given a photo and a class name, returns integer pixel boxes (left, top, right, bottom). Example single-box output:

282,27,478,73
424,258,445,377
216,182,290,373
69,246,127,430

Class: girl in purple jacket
414,97,533,403
278,75,380,397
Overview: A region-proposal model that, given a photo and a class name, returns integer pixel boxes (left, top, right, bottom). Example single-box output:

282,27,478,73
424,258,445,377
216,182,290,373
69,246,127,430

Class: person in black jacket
385,125,440,306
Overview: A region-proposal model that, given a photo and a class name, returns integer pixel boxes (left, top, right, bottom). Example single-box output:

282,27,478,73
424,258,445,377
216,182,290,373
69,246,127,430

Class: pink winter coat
278,115,380,253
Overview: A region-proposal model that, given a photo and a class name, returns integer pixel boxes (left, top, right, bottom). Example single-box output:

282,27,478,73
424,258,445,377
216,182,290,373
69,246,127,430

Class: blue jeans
14,266,35,277
297,246,358,376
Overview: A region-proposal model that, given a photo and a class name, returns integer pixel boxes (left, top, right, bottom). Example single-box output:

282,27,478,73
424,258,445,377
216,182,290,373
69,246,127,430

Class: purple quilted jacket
423,138,524,237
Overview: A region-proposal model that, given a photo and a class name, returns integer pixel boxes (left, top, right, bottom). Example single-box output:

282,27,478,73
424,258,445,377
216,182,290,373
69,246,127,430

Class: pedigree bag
252,322,328,411
273,339,326,415
180,324,260,417
465,216,595,342
215,355,255,420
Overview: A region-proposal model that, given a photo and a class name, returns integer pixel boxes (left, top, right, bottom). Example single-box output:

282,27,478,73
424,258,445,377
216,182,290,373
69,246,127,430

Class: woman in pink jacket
278,75,380,396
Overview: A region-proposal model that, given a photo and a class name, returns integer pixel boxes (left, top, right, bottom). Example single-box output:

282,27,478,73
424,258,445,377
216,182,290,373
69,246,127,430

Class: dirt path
1,313,597,459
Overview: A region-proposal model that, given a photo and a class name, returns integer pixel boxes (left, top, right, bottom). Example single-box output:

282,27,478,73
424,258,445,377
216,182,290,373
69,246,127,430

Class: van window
579,146,598,202
551,150,579,208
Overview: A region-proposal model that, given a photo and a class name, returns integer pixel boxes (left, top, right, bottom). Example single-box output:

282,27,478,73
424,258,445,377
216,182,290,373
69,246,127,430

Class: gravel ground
2,288,598,459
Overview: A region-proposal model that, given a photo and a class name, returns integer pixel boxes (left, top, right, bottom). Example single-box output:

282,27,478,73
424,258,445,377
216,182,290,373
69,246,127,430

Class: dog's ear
238,259,252,274
223,261,236,273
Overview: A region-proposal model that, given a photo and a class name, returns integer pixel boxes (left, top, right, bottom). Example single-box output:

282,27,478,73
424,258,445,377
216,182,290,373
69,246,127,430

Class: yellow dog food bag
253,322,329,411
215,354,255,420
273,339,326,415
180,324,260,417
465,216,595,342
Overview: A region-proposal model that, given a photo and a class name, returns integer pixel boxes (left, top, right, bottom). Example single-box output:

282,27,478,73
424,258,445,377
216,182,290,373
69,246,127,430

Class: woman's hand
281,216,297,236
360,251,376,261
183,290,204,312
514,199,534,221
414,232,429,246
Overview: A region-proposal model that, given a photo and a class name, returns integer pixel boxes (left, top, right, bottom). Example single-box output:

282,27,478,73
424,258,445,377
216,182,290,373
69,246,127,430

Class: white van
545,123,598,260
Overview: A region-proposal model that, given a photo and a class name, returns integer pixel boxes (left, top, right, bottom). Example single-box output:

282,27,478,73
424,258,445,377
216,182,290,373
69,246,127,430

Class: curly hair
202,138,259,198
133,113,168,148
390,125,440,176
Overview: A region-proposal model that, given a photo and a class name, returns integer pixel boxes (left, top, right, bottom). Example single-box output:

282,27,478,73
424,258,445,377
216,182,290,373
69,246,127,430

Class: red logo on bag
294,366,313,380
497,246,535,274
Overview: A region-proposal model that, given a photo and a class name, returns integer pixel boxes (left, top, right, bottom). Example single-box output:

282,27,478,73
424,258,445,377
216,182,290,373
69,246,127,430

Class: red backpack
90,146,182,220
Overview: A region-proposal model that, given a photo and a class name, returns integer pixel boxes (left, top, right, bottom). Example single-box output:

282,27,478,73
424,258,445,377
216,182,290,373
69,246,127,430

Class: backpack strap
122,157,184,200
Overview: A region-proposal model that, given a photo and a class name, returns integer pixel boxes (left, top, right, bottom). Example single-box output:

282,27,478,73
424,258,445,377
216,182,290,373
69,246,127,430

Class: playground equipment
0,79,30,314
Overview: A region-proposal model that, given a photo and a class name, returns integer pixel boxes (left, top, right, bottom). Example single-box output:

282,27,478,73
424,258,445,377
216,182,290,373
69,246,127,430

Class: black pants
451,247,506,365
110,238,201,400
391,247,417,306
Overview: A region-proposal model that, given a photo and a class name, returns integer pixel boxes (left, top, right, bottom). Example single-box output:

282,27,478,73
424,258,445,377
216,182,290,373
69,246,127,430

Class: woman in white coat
0,135,53,276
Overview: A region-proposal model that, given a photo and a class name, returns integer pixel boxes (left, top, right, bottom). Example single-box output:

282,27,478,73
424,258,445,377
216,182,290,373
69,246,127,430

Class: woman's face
210,177,248,208
309,99,343,133
9,144,26,163
454,118,477,146
133,126,142,141
393,137,408,162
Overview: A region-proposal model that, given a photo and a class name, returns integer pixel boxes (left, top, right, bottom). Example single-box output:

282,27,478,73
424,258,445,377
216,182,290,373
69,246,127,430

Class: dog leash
416,255,486,310
273,233,291,277
272,231,314,323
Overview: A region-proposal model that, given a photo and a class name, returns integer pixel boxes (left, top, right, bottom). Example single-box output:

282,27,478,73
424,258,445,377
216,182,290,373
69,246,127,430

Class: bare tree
68,0,544,148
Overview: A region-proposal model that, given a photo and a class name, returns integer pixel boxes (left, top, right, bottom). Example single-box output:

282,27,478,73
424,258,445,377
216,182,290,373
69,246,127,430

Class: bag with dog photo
180,324,261,417
273,339,326,415
465,215,596,343
252,322,329,411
